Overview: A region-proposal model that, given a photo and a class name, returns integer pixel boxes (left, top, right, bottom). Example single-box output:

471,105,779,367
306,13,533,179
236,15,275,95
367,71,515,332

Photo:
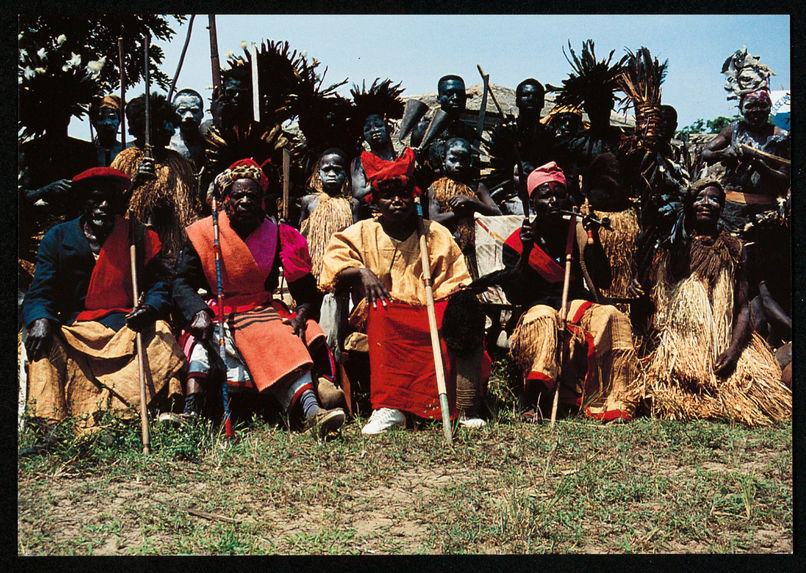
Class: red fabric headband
527,161,566,197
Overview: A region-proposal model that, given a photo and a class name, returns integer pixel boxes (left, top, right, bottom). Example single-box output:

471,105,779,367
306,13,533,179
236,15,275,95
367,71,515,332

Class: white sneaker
459,415,487,429
361,408,406,434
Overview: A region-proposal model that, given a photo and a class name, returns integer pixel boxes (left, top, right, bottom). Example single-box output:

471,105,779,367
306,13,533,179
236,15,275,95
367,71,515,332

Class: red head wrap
742,89,772,106
362,147,420,204
527,161,567,197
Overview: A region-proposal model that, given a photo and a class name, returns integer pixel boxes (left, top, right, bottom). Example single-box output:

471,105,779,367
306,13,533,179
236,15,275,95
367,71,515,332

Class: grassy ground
17,363,792,555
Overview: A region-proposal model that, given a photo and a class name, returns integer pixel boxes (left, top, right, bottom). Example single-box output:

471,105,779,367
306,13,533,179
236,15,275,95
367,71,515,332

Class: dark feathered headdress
350,78,405,123
549,40,626,109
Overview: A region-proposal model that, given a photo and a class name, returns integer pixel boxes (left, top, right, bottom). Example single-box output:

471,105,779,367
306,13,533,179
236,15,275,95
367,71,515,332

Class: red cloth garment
76,216,161,322
366,300,457,420
186,214,276,315
503,229,565,283
229,300,325,392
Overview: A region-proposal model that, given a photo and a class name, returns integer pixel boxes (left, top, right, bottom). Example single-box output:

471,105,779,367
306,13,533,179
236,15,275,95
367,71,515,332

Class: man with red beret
499,162,640,423
22,167,185,437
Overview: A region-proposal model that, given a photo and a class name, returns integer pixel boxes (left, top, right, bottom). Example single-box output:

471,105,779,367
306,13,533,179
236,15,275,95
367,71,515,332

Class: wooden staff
118,37,126,149
167,14,196,102
739,143,791,166
143,36,152,159
208,15,222,96
415,197,453,445
550,214,578,429
211,189,235,439
130,225,151,454
282,147,291,222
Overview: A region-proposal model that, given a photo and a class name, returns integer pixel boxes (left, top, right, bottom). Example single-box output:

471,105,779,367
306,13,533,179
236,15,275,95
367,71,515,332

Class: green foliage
18,14,187,93
677,114,743,141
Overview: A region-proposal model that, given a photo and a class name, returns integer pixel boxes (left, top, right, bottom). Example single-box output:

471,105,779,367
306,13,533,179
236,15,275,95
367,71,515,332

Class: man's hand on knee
189,310,213,341
25,318,55,360
125,304,157,332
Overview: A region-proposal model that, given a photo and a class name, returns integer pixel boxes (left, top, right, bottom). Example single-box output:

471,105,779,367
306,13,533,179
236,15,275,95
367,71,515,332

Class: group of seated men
20,68,792,446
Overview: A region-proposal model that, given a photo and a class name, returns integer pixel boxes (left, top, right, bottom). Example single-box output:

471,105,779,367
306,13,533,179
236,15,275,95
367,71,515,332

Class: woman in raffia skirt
635,178,790,426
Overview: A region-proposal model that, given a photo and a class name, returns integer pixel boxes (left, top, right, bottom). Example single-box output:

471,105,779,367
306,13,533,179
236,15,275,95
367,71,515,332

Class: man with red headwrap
319,151,489,433
499,162,640,423
172,159,345,437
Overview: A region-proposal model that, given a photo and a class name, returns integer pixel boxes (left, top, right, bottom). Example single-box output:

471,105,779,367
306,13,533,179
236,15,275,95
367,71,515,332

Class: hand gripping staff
210,187,235,440
414,197,453,445
126,34,155,455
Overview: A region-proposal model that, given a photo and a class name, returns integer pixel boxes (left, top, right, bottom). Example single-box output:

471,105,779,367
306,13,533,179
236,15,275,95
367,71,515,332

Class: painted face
363,114,390,148
223,76,249,108
437,78,467,114
553,113,582,138
692,185,723,225
741,94,772,128
227,178,264,228
516,83,544,115
443,142,471,179
173,94,203,130
319,153,347,191
530,181,569,217
93,107,120,138
84,183,124,232
375,183,416,224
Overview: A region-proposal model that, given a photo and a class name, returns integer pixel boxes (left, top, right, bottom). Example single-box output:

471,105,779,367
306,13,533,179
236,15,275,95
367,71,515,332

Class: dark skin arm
334,267,390,309
758,280,792,332
714,246,751,377
428,183,502,227
701,125,735,164
350,158,371,203
298,194,316,229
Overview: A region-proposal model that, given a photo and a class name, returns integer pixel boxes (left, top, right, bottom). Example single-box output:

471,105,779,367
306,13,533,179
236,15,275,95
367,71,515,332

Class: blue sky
68,14,790,138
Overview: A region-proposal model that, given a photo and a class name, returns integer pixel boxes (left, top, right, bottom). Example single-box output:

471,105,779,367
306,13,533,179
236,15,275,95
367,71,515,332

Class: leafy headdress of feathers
722,46,774,106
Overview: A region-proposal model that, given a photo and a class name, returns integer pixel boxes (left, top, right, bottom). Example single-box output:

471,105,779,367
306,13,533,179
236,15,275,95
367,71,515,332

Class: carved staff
282,147,291,223
250,42,260,123
739,143,791,166
211,186,235,439
118,37,126,149
415,197,453,445
143,36,153,160
129,223,151,455
167,14,196,102
550,214,578,429
208,15,222,96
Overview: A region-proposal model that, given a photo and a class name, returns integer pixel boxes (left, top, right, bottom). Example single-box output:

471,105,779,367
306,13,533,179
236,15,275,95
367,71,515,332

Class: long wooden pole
550,214,577,429
739,143,791,166
211,191,234,439
118,37,126,149
208,15,222,96
167,14,196,102
282,147,291,222
130,229,151,454
415,198,453,445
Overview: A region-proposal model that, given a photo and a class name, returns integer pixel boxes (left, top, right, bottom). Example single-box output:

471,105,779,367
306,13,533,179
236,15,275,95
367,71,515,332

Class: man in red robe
172,159,345,437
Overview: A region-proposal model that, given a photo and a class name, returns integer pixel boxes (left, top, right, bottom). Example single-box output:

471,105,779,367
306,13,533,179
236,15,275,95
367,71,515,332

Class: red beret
72,167,132,189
